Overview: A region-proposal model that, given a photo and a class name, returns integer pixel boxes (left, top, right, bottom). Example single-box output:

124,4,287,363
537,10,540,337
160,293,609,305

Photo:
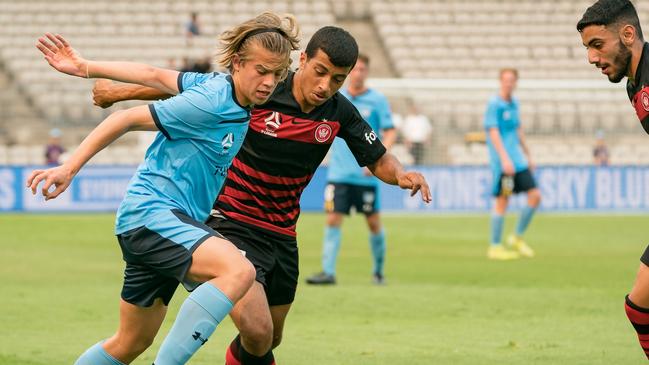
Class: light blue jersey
327,88,393,187
484,95,528,175
115,72,249,234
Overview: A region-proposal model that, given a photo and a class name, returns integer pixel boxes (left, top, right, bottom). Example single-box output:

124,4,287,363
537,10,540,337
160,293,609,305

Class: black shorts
205,214,299,306
117,209,225,307
493,169,537,197
325,182,379,215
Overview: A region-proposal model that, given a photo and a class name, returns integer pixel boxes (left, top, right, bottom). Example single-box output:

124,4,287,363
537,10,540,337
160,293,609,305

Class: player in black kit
578,0,649,359
92,26,431,365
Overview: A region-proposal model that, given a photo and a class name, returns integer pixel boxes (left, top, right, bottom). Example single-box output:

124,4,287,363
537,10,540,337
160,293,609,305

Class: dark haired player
578,0,649,359
92,26,431,365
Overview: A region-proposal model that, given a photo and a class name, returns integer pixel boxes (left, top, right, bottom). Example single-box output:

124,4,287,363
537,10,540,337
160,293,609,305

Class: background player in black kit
92,26,431,365
578,0,649,359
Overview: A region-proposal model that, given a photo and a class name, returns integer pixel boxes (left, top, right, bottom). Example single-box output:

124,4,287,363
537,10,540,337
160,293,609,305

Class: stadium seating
0,0,647,165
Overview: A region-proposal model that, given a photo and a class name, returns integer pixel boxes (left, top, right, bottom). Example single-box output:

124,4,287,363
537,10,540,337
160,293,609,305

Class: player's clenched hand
36,33,87,78
502,158,515,176
26,165,75,201
93,79,115,108
396,171,432,203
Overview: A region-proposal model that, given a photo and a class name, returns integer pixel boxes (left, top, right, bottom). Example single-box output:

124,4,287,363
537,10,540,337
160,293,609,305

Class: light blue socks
370,229,386,275
490,214,505,245
321,226,342,276
74,341,125,365
515,206,537,236
153,282,233,365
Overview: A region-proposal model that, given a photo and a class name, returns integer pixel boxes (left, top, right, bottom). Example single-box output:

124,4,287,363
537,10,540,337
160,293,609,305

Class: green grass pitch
0,213,647,364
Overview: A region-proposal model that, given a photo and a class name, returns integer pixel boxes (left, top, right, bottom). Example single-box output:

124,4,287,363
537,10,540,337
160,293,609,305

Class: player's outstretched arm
36,33,180,95
26,105,156,200
368,152,432,203
93,79,174,108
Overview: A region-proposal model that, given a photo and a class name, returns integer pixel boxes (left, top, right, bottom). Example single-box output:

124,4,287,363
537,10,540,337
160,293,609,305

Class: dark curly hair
305,26,358,68
577,0,644,40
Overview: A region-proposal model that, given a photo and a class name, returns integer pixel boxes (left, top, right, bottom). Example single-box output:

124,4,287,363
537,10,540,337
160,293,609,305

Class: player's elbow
122,105,155,132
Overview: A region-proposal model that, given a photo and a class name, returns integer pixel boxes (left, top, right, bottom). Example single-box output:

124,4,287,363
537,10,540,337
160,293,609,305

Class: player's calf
239,318,274,355
625,295,649,359
226,335,276,365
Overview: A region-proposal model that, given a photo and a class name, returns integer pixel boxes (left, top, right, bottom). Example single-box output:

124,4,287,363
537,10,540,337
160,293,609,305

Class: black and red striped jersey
213,71,387,238
628,42,649,134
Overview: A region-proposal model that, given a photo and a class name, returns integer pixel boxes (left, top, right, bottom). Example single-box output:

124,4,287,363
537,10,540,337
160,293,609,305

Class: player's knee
231,257,256,288
241,320,274,349
368,221,381,233
530,189,541,206
326,213,343,227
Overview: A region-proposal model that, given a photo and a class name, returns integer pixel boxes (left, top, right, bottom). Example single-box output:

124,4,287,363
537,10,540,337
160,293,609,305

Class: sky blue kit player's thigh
511,169,537,194
352,184,380,215
491,169,537,197
117,209,226,306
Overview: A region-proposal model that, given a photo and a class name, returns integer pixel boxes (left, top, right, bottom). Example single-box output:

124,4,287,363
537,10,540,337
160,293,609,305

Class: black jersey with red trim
627,42,649,134
213,71,387,237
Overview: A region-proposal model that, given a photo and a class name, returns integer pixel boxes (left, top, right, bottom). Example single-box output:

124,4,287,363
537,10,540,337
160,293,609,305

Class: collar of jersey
634,42,649,87
226,74,253,111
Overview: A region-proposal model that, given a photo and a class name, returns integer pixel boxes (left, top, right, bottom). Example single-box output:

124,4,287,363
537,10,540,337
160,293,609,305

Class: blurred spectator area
0,0,647,165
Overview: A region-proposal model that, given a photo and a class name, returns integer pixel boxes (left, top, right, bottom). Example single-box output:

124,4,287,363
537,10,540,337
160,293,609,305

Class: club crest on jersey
642,92,649,112
221,133,234,150
262,111,281,137
315,123,333,143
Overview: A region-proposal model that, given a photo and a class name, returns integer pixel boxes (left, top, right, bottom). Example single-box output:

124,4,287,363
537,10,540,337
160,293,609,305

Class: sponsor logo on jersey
262,111,281,137
365,131,377,144
221,133,234,150
642,91,649,112
315,123,333,143
214,164,229,177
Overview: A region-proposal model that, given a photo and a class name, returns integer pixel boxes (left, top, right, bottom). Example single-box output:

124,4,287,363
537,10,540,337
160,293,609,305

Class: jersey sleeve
149,80,230,140
338,106,387,167
178,72,219,93
632,87,649,134
484,98,499,129
377,94,395,130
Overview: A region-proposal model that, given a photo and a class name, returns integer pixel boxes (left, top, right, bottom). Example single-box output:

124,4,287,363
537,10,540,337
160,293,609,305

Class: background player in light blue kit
306,54,396,285
485,68,541,260
28,12,299,365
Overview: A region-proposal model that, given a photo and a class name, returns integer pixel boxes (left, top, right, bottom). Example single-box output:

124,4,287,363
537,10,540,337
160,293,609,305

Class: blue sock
321,226,342,276
75,341,125,365
490,214,505,246
153,282,233,365
515,205,537,236
369,229,386,275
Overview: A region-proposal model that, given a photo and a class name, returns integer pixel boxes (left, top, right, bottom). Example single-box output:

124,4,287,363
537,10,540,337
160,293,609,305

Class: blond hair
499,68,519,79
218,12,300,74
